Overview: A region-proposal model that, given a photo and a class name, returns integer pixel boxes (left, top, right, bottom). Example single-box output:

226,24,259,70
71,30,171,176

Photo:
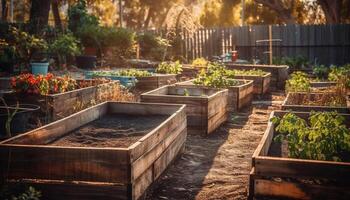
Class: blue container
31,62,49,75
84,71,137,88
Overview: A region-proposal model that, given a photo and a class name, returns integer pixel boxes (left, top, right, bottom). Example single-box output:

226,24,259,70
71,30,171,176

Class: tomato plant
272,112,350,162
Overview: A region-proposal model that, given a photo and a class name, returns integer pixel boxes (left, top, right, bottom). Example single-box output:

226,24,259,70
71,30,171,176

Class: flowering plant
11,73,77,95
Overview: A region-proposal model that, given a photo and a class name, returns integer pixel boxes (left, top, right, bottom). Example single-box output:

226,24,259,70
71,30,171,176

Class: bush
49,33,81,66
102,27,136,58
328,64,350,88
137,32,170,61
312,64,329,80
156,61,183,74
68,0,99,34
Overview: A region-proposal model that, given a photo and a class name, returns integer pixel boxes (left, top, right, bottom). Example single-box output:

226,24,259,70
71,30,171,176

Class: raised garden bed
179,64,202,79
249,111,350,200
87,71,177,91
225,64,289,90
230,73,271,95
141,85,228,135
0,102,186,200
282,92,350,113
176,79,253,111
5,79,123,121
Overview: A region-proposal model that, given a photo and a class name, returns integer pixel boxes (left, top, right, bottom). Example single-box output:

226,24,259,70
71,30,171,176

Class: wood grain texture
0,102,187,200
141,85,228,135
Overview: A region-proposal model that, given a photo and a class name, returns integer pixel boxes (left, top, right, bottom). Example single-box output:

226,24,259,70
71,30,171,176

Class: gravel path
145,92,285,200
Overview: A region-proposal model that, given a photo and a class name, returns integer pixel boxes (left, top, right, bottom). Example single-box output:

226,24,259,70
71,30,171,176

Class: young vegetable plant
191,57,209,68
271,112,350,162
193,63,239,88
225,69,267,77
285,71,311,92
156,61,183,74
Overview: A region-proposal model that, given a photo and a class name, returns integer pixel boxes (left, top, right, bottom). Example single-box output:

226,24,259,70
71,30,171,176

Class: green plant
0,185,41,200
286,71,311,92
137,33,171,61
225,69,267,77
271,112,350,162
49,33,81,67
183,89,190,96
328,64,350,88
193,63,239,88
191,58,209,68
0,97,18,138
92,69,152,77
6,27,47,67
101,27,136,58
68,0,99,34
313,64,329,80
156,61,183,74
273,56,309,70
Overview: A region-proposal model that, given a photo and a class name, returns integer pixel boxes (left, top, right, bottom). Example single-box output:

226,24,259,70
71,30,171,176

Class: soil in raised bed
49,114,168,148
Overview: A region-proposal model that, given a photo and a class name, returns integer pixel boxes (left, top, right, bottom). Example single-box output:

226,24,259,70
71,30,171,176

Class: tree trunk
1,0,8,21
51,0,63,31
30,0,52,31
144,7,154,29
317,0,340,24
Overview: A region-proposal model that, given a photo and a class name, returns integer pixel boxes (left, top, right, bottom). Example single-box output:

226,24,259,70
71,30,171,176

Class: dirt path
145,92,285,200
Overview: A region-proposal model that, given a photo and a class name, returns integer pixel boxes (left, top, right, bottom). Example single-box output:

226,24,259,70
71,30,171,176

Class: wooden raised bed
136,74,177,91
141,85,228,135
225,64,289,90
249,111,350,200
282,92,350,113
310,81,336,88
231,73,271,95
5,80,122,121
179,64,202,79
0,102,187,200
176,79,253,111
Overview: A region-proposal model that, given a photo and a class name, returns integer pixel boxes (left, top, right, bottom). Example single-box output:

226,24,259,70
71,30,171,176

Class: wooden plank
254,178,350,200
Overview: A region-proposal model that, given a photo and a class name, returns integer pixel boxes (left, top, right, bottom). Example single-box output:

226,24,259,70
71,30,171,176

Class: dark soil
49,114,168,148
144,92,286,200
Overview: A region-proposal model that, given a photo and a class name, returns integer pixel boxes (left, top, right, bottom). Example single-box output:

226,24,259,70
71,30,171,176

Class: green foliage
328,64,350,88
225,69,267,77
156,61,183,74
191,58,209,68
193,63,239,88
272,112,350,162
0,185,41,200
312,65,329,80
137,33,170,61
49,33,81,66
68,0,99,34
273,56,309,70
6,26,47,66
183,89,190,96
286,71,310,92
93,69,152,77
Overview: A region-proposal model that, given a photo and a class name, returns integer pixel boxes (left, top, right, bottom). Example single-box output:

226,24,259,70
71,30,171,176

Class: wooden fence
166,24,350,65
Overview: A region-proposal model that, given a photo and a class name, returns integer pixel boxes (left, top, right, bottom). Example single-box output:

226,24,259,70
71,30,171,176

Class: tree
1,0,8,21
317,0,350,24
52,0,63,31
254,0,297,24
30,0,51,30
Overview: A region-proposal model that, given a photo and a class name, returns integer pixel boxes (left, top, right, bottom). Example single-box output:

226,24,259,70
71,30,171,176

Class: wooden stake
269,25,273,65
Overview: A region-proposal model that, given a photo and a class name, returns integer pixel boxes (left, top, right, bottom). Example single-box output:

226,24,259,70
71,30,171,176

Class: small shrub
286,71,310,92
137,33,170,61
272,112,350,162
49,33,81,66
156,61,183,74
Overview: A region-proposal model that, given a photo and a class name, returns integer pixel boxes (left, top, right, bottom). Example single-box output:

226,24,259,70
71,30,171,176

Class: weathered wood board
282,92,350,113
0,102,187,200
136,74,177,91
176,79,253,111
231,73,271,95
225,64,289,90
140,85,228,135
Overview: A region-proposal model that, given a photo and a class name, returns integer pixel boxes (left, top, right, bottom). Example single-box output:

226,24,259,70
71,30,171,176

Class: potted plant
49,33,81,69
8,27,48,74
